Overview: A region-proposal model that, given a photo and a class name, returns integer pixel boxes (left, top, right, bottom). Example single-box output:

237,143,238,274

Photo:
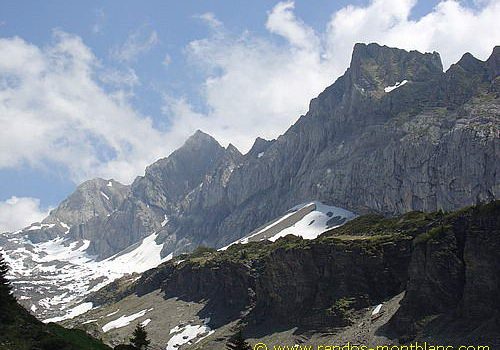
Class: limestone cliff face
18,44,499,260
390,202,500,343
164,43,499,251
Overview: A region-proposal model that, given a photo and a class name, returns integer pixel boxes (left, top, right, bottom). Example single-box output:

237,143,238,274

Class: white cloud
0,31,185,184
1,0,499,188
166,0,500,152
0,197,50,233
110,27,159,62
196,12,222,28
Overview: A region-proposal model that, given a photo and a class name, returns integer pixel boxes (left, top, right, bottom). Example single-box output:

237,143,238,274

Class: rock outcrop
390,202,500,344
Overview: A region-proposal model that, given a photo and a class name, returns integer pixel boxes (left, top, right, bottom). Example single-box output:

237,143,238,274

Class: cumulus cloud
165,0,500,152
0,197,50,233
0,31,185,184
110,27,159,62
1,0,499,187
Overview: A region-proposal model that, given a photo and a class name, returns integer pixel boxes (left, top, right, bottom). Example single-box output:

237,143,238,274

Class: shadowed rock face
389,202,500,344
17,44,500,260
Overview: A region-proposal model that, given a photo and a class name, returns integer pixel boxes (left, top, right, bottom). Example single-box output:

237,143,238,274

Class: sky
0,0,499,232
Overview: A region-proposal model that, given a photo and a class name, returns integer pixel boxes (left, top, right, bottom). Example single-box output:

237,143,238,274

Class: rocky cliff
15,43,500,261
81,201,500,347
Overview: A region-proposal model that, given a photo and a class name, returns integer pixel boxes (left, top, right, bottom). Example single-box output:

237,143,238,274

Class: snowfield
221,201,356,250
1,227,171,322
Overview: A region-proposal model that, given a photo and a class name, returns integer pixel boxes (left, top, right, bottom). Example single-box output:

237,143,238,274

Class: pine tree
129,323,150,350
0,251,14,321
226,330,251,350
0,252,12,298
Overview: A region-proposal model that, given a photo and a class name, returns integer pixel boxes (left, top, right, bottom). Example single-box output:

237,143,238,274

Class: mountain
1,43,499,322
63,201,500,349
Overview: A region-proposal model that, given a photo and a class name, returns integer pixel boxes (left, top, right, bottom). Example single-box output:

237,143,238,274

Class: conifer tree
0,252,14,321
226,330,251,350
0,252,12,297
129,323,150,350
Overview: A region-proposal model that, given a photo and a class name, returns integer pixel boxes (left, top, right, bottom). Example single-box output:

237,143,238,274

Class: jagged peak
226,143,242,156
348,43,443,90
184,129,220,148
453,52,486,73
486,46,500,79
246,136,275,158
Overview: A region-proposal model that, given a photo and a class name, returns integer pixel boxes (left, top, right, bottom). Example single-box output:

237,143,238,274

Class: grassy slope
0,297,111,350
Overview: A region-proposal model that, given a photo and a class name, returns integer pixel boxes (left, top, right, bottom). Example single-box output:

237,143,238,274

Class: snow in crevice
161,215,169,227
384,80,408,93
100,191,110,200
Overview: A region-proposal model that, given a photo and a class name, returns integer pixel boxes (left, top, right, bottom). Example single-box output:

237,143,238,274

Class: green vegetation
328,297,356,325
129,323,150,350
172,201,499,272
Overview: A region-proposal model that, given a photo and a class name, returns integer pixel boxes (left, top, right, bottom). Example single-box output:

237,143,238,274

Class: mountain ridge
2,42,499,321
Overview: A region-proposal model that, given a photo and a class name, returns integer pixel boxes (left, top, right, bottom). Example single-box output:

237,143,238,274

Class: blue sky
0,0,499,232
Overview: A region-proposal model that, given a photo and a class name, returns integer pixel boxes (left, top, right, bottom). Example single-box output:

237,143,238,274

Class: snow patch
257,152,264,158
59,221,70,234
107,181,113,187
27,223,55,231
384,80,408,93
372,304,383,316
269,202,355,241
161,215,169,227
102,308,153,332
141,318,151,327
167,318,212,350
100,191,110,200
43,302,93,323
104,232,170,274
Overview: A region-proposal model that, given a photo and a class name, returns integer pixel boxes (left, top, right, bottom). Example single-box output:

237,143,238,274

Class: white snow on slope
372,304,383,316
219,210,298,250
141,318,151,327
161,215,169,227
2,230,171,321
167,319,212,350
107,181,113,187
103,232,171,274
27,223,55,231
384,80,408,93
59,221,70,234
221,201,355,250
269,202,355,241
102,308,153,332
100,191,110,200
44,302,94,323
